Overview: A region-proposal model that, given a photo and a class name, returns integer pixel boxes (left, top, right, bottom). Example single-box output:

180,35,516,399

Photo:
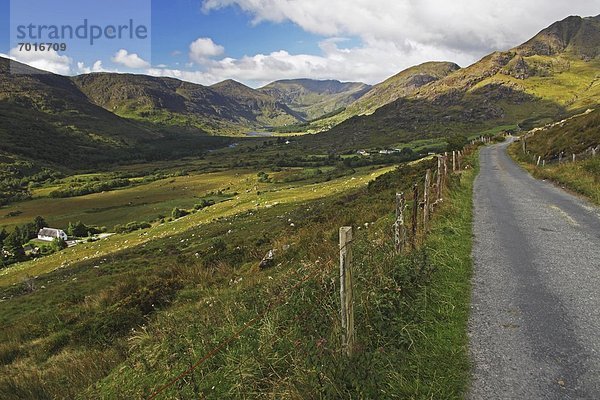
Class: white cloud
148,38,471,87
111,49,151,69
8,47,72,75
77,60,108,74
201,0,600,82
189,38,225,64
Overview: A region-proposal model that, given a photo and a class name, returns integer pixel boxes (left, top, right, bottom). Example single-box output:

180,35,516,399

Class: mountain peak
518,15,600,58
211,79,249,89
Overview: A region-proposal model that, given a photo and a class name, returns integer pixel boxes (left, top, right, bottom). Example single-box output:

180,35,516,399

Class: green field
0,165,394,286
0,146,478,399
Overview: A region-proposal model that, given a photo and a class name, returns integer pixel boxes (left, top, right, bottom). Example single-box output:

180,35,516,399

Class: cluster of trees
114,221,151,234
446,135,469,152
0,159,62,205
49,178,131,198
171,208,190,219
342,148,418,168
194,199,216,210
1,216,48,265
66,221,105,238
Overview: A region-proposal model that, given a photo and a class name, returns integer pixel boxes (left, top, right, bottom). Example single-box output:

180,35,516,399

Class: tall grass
509,145,600,205
84,156,477,399
1,152,477,399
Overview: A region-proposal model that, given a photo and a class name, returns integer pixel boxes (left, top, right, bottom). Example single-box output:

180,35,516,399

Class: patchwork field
0,165,394,286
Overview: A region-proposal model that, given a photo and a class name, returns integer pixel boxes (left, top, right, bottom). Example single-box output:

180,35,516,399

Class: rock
259,250,275,269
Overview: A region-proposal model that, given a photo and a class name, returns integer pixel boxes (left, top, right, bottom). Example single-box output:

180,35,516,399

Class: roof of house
38,228,66,238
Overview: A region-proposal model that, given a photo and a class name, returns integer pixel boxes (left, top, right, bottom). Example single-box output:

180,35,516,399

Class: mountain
344,62,460,116
293,62,461,133
72,75,302,134
210,79,302,126
311,15,600,150
518,15,600,59
0,57,220,170
259,79,371,120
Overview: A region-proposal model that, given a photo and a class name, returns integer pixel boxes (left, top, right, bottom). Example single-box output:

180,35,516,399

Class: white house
38,228,68,242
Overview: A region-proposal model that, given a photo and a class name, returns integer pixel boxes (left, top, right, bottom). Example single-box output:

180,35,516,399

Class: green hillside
509,108,600,205
318,62,461,128
521,108,600,158
0,58,232,168
73,74,302,134
311,15,600,150
259,78,371,120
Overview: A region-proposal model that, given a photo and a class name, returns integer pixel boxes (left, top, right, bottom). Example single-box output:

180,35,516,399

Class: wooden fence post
522,139,526,154
339,226,355,357
536,156,541,166
457,151,462,171
423,169,431,232
559,152,563,164
411,184,419,250
436,157,442,201
394,193,406,253
452,151,456,172
573,154,576,163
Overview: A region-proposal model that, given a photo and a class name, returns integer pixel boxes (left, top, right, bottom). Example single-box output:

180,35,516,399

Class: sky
1,0,599,87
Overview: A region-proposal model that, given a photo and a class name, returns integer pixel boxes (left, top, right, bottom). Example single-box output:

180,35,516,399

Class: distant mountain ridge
259,79,371,120
313,14,600,150
0,58,233,170
1,13,599,163
72,74,302,133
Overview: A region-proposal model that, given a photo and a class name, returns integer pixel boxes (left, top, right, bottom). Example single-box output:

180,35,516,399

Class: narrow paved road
469,141,600,399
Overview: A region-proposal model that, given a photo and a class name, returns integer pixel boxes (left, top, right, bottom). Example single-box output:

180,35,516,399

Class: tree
172,208,189,219
67,221,89,237
52,238,68,251
33,216,47,231
3,231,25,262
0,228,7,248
446,135,469,152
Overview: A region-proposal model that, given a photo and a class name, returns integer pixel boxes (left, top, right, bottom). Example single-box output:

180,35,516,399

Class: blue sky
151,1,329,65
1,0,598,87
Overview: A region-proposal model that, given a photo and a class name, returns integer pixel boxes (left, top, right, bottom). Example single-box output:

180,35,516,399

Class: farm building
38,228,68,242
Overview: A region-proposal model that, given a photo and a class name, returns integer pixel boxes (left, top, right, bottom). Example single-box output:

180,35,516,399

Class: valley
0,11,599,400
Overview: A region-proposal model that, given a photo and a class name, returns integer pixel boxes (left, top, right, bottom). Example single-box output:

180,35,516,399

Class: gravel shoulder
469,141,600,399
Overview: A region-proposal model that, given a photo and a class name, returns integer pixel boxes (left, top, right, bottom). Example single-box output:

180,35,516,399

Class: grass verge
508,144,600,206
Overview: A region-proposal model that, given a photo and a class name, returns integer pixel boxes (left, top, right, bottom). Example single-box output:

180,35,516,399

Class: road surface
469,141,600,399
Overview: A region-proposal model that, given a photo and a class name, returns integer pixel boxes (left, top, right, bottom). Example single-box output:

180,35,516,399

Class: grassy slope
0,166,394,286
519,108,600,158
90,156,476,399
509,145,600,205
507,107,600,205
0,150,477,399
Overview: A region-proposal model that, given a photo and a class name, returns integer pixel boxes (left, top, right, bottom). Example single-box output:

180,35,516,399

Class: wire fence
145,145,477,399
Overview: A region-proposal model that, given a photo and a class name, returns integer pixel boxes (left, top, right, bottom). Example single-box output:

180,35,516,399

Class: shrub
0,342,20,365
52,238,68,251
171,208,190,219
193,199,215,210
114,221,151,234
